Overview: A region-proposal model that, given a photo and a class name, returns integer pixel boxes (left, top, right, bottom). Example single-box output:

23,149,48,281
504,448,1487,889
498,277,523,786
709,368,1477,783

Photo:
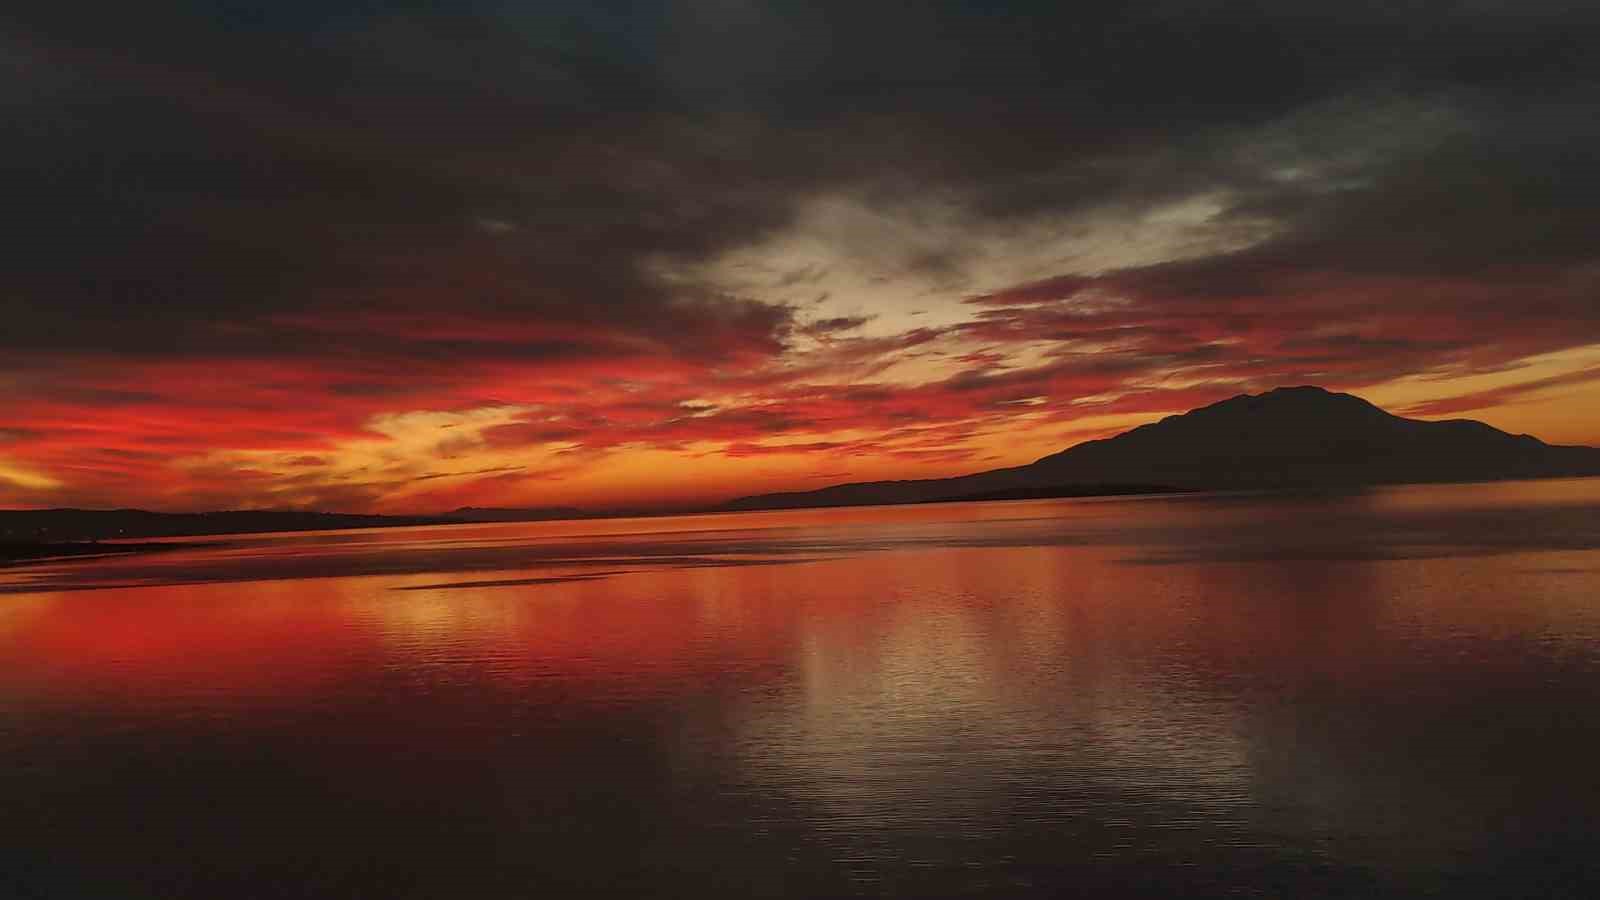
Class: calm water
4,481,1600,898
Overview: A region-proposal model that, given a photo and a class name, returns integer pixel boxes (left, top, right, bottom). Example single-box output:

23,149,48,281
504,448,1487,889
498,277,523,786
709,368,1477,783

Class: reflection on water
3,480,1600,897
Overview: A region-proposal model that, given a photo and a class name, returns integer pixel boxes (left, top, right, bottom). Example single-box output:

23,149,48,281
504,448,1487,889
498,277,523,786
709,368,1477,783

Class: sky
3,1,1599,513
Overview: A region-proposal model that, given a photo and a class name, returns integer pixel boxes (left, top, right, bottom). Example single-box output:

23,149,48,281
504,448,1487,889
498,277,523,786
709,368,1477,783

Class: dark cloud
8,2,1597,356
796,316,872,337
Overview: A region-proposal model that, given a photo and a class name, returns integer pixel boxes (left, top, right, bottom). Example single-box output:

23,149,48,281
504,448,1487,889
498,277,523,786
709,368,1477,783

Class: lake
4,480,1600,898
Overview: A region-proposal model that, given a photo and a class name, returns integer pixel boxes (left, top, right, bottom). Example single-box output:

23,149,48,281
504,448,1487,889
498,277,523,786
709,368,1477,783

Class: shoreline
3,474,1598,553
0,541,188,568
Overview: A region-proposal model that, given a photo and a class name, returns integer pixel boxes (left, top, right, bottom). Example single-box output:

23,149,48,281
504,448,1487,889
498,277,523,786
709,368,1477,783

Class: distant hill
0,508,453,543
0,505,616,547
449,506,592,523
723,386,1600,511
0,506,609,548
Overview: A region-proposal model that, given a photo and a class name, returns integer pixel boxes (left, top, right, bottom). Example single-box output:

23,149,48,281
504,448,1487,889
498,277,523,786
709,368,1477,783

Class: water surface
4,481,1600,897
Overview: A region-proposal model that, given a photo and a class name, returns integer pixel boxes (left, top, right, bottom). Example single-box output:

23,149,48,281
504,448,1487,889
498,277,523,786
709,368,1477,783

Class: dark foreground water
4,480,1600,898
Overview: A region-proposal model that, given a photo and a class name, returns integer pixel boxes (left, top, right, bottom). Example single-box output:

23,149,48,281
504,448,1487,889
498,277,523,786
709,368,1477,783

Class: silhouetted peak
1265,385,1335,396
1206,385,1383,411
1028,383,1544,476
1159,385,1394,430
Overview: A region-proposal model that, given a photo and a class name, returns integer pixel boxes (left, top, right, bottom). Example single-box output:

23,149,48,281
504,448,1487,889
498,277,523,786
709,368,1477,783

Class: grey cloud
2,0,1597,377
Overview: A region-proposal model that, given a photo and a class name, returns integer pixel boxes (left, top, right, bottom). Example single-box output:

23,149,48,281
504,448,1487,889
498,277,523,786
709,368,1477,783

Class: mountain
723,386,1600,511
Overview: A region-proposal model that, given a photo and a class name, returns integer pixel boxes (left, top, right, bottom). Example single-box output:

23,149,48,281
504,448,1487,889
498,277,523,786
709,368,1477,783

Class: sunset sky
4,2,1599,512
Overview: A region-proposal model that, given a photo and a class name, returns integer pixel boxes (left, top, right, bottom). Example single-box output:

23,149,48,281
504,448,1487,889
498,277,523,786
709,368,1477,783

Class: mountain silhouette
724,386,1600,511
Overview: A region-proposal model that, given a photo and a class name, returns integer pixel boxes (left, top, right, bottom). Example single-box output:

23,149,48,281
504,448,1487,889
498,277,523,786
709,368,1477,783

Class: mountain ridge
721,386,1600,511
